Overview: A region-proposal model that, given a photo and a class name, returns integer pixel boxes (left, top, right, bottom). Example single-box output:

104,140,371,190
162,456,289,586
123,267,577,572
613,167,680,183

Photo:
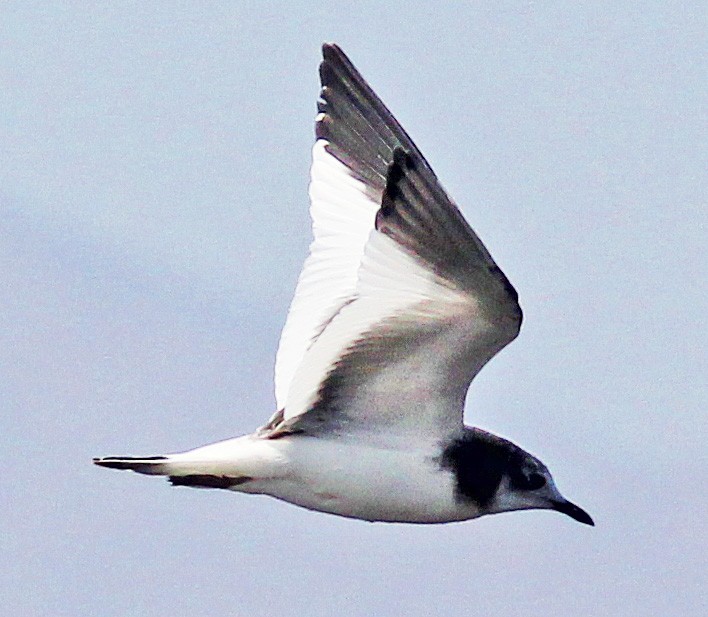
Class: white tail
93,435,281,489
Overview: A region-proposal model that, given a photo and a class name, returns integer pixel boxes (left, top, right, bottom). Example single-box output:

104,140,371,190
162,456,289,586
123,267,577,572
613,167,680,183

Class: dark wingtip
319,43,349,86
321,43,355,77
322,42,342,58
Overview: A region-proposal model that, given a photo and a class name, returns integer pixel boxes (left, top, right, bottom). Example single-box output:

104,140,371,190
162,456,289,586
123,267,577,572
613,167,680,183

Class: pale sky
1,2,706,616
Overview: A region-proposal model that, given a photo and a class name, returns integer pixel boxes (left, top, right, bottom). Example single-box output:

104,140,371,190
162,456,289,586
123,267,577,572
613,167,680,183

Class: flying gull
94,44,594,526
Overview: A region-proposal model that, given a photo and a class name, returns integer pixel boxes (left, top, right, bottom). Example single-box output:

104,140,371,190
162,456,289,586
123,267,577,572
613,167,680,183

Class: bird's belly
240,437,476,523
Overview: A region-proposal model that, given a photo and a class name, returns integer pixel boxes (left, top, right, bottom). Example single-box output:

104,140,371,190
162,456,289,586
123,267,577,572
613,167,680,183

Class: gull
94,43,594,526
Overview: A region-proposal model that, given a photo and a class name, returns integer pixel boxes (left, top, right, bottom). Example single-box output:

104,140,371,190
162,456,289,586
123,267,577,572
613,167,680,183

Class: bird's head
442,429,594,526
493,451,594,526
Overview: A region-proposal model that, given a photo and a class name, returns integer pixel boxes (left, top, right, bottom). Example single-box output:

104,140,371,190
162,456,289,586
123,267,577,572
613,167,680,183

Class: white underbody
166,434,480,523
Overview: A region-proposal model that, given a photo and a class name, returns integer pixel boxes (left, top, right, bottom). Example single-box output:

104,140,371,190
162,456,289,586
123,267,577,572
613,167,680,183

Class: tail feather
168,474,253,489
94,436,264,487
93,452,255,489
93,456,169,475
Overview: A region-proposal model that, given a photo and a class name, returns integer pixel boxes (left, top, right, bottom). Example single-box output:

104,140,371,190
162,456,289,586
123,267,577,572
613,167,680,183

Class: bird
94,43,594,527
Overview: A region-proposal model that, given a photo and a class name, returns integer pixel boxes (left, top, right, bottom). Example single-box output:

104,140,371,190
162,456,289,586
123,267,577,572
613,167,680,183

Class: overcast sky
1,2,706,616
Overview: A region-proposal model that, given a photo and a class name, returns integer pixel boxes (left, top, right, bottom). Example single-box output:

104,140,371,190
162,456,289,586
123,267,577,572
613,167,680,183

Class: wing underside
269,44,521,442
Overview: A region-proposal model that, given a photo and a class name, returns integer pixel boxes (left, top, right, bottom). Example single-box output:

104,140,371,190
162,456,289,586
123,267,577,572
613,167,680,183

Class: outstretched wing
271,44,521,444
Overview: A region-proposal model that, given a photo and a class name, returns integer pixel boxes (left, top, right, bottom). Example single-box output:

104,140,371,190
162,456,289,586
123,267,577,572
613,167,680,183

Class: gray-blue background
2,2,705,615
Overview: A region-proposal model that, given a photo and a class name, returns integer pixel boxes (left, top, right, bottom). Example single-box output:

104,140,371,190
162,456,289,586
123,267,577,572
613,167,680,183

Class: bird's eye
524,472,546,490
